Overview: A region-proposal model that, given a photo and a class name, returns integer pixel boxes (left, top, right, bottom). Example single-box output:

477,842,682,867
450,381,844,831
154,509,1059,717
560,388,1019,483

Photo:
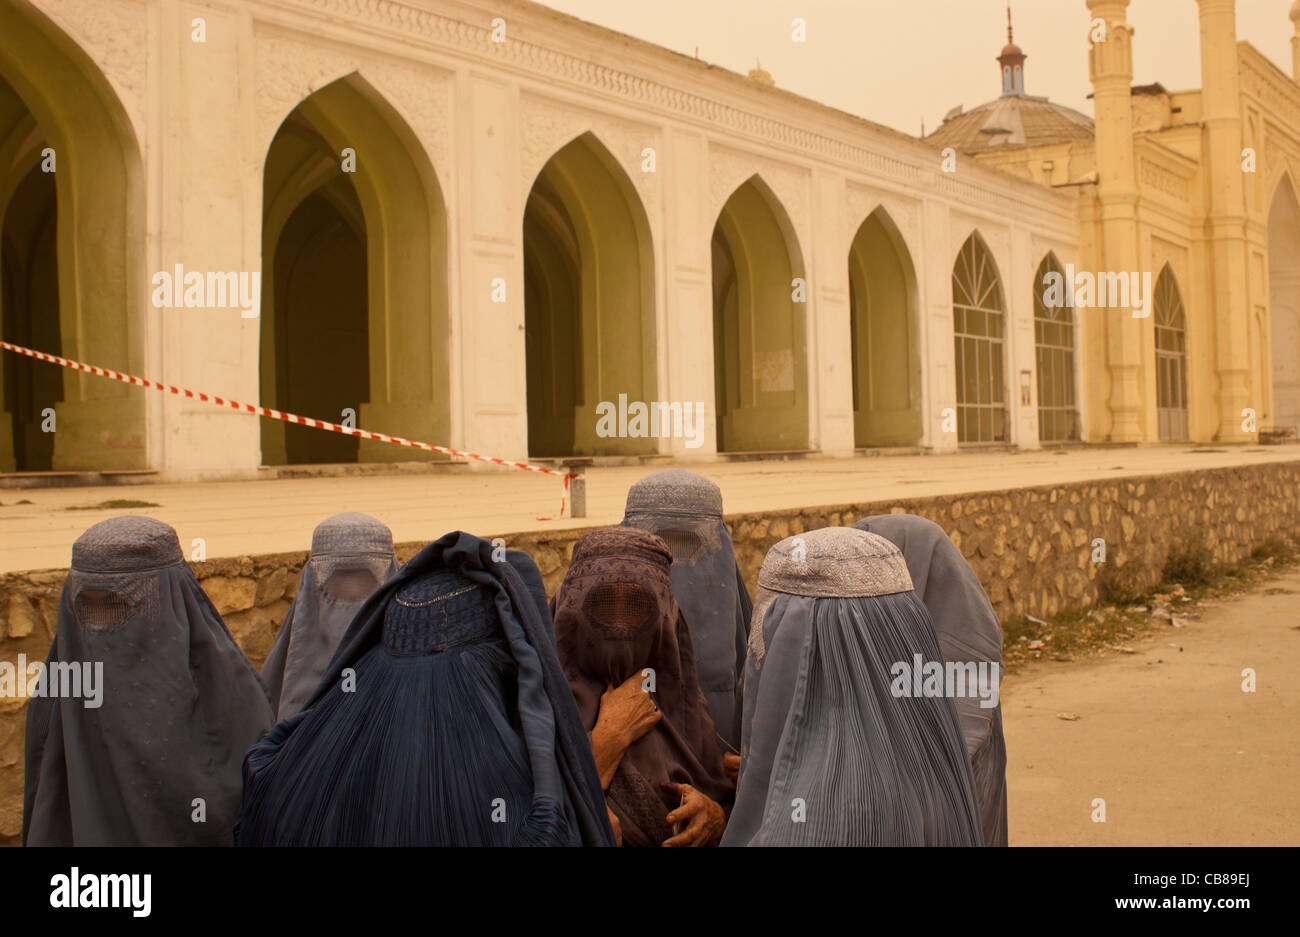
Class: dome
1000,42,1024,58
1291,0,1300,23
925,94,1094,154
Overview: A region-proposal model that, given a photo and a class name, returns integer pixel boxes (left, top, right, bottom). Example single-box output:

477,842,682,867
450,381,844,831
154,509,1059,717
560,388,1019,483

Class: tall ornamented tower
1292,1,1300,80
1087,0,1143,441
1197,0,1252,442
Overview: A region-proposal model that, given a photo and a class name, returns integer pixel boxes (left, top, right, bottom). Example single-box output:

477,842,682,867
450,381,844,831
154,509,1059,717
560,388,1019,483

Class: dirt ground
1003,567,1300,845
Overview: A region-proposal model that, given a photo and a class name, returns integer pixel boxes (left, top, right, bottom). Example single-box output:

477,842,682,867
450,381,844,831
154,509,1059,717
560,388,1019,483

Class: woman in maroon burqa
551,527,733,846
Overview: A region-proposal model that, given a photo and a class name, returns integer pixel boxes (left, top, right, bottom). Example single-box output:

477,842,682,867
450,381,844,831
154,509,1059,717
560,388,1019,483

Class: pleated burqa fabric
853,513,1008,846
552,527,733,847
23,516,273,846
235,531,614,846
621,469,752,753
260,513,398,720
722,527,983,846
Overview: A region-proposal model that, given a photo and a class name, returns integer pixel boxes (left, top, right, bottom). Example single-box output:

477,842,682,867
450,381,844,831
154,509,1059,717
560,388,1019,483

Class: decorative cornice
1239,46,1300,148
274,0,1073,226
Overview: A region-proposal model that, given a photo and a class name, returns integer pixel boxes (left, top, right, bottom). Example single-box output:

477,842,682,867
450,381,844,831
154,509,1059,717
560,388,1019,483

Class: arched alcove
1033,252,1079,442
952,232,1008,444
1268,176,1300,432
711,175,809,453
0,2,145,472
260,73,448,465
522,132,656,457
847,207,921,447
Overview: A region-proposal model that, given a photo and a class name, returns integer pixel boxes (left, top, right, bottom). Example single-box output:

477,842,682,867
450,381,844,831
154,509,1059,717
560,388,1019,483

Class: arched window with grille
952,233,1008,443
1033,252,1079,442
1154,264,1189,441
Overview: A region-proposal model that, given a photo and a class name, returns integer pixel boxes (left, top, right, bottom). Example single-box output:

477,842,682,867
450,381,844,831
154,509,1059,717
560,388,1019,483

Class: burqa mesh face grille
657,527,702,564
322,566,382,602
584,581,656,636
67,573,158,634
73,588,133,631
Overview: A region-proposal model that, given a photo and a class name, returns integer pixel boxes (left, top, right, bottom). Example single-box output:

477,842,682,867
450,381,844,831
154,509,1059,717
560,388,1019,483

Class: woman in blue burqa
621,470,751,761
722,526,982,846
854,513,1008,846
24,516,273,845
261,512,399,720
234,531,614,846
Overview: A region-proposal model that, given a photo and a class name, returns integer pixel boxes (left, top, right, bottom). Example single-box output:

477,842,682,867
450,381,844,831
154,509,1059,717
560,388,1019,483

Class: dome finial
998,2,1026,96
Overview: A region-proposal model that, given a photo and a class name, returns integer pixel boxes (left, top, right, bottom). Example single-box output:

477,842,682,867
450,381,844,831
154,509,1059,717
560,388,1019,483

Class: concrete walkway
2,446,1297,573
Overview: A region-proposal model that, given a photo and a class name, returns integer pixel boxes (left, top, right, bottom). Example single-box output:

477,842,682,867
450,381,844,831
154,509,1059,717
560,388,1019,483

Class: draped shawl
235,531,613,846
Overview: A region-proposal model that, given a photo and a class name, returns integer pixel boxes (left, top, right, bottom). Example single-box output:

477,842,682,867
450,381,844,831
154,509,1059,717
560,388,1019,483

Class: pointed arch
1033,251,1079,442
0,0,145,471
847,205,921,446
1268,173,1300,432
711,174,809,452
952,231,1008,443
1153,263,1189,442
260,72,449,465
522,130,656,457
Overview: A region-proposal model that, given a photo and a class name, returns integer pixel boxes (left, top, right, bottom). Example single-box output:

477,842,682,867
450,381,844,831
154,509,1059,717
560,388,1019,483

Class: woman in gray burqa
722,526,983,846
235,531,614,846
621,469,751,758
23,516,274,845
854,513,1008,846
260,512,398,720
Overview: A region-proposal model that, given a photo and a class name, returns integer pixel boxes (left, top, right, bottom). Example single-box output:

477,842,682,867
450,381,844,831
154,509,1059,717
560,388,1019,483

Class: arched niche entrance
1153,264,1189,442
711,176,809,453
1268,177,1300,432
0,3,144,472
261,74,448,465
1033,252,1079,442
522,132,656,457
952,232,1008,444
847,206,921,447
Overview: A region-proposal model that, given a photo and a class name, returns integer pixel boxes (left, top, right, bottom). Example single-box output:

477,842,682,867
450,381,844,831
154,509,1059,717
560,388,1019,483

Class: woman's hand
594,672,662,747
723,752,741,784
661,782,726,847
590,671,662,789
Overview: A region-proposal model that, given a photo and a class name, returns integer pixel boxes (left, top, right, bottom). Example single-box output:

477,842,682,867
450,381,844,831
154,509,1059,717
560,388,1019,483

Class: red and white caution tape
1,340,576,517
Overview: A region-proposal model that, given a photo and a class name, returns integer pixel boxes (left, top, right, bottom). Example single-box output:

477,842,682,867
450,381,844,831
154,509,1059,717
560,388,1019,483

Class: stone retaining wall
2,459,1297,843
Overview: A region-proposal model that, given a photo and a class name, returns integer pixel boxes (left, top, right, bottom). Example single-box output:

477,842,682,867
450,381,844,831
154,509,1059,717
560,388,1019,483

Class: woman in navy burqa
235,531,613,846
24,516,273,846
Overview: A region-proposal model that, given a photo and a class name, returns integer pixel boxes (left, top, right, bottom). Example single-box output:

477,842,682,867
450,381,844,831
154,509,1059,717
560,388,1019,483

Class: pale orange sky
534,0,1295,136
